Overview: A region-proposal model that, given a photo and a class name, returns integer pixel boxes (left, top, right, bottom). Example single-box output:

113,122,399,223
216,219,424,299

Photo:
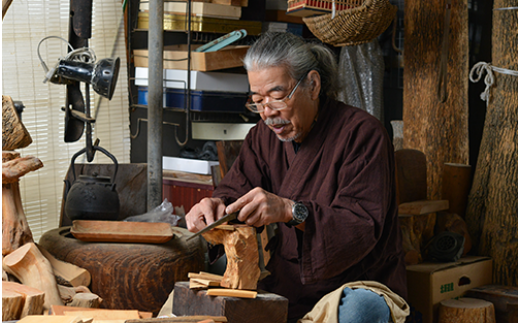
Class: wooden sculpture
202,226,260,290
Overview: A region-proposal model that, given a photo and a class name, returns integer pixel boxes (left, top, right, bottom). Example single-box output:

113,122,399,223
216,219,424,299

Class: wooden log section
2,156,43,255
3,242,64,311
3,151,20,162
441,163,472,218
202,226,260,290
38,245,91,288
3,281,45,318
465,0,518,286
403,0,469,200
2,289,24,321
2,95,32,151
438,298,496,323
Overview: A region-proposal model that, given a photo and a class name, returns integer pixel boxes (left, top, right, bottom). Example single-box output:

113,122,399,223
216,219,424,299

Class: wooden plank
188,272,224,282
125,316,227,323
70,220,173,244
191,279,221,287
51,306,151,319
399,200,449,216
62,309,140,320
17,315,87,323
206,289,257,298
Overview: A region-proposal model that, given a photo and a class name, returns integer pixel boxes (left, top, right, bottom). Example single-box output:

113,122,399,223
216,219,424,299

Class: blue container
137,87,248,113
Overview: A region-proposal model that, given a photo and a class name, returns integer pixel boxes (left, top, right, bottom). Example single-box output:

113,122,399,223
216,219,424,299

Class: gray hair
243,32,339,99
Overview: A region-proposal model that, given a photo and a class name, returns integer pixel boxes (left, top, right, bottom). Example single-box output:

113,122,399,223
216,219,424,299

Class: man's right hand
185,197,227,233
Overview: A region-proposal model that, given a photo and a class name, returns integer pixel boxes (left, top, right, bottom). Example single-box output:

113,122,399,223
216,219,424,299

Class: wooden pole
465,0,518,286
403,0,469,200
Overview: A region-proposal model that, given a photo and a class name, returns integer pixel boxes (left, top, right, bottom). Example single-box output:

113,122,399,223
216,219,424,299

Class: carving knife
186,211,239,241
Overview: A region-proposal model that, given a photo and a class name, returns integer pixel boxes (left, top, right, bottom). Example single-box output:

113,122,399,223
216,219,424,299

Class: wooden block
17,315,87,323
206,288,257,298
192,278,221,287
438,297,495,323
399,199,449,215
63,309,140,320
51,306,150,320
172,282,288,323
2,289,24,321
38,245,91,287
188,272,224,282
3,281,45,317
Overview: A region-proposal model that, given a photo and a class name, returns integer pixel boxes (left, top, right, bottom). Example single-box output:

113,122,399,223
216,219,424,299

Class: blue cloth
338,287,392,323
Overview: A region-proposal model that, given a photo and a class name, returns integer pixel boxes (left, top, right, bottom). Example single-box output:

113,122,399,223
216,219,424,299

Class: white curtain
2,0,131,241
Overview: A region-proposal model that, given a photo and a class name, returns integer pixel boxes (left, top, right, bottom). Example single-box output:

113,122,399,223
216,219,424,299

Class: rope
469,62,518,105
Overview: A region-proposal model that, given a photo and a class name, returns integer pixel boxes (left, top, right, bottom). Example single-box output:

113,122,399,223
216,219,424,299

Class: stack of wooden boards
188,271,257,299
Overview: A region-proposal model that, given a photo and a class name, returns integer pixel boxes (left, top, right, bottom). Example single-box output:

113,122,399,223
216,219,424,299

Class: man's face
248,66,319,143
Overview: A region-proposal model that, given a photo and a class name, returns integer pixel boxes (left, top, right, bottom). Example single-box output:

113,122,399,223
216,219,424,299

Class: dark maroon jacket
213,99,407,321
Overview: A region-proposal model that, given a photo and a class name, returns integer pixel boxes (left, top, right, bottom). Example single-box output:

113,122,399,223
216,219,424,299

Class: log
465,0,518,286
2,156,43,184
2,95,32,150
3,281,45,318
38,245,91,288
403,0,469,200
438,298,496,323
3,242,64,310
2,181,34,255
69,293,102,308
2,289,24,321
202,226,260,290
441,163,472,218
172,281,287,323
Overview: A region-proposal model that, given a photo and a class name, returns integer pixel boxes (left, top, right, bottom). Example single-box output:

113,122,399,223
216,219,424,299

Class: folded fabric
299,280,410,323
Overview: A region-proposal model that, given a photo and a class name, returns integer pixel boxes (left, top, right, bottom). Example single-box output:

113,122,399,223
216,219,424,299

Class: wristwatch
287,201,309,226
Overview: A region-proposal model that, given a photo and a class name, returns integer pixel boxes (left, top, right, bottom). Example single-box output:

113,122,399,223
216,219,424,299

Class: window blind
2,0,131,242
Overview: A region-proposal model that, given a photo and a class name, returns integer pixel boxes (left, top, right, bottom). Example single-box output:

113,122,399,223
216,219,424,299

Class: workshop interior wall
2,0,131,241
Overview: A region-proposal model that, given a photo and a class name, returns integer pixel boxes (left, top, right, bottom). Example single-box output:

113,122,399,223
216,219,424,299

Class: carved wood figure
202,226,260,290
3,242,64,311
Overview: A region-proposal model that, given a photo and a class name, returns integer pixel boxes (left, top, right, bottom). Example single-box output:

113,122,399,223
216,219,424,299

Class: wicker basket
287,0,360,17
302,0,397,46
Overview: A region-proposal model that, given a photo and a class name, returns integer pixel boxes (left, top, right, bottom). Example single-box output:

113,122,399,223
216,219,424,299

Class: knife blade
187,211,239,241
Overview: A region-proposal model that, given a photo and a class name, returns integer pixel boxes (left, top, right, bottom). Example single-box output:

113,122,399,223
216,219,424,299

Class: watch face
293,203,309,222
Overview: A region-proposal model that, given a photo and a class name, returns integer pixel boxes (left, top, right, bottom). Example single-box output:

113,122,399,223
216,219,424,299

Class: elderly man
186,32,407,323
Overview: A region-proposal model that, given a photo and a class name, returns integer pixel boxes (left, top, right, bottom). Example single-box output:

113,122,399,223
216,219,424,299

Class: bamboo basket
302,0,397,46
287,0,358,17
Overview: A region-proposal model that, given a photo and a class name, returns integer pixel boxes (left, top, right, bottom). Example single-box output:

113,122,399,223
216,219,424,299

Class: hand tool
187,211,239,241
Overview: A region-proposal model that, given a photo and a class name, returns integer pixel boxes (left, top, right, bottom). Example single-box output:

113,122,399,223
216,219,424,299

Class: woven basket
302,0,397,46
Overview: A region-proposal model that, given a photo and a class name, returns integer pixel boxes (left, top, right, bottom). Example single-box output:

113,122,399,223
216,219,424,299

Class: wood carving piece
38,245,91,288
68,293,102,308
3,242,64,311
3,281,45,318
202,226,260,290
3,151,20,163
2,289,24,321
3,156,43,184
438,298,496,323
2,95,32,151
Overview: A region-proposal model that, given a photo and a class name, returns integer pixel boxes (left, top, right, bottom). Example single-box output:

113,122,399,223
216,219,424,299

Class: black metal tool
186,211,239,241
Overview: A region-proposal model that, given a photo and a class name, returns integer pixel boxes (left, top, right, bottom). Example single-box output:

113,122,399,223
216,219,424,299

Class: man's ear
308,70,321,100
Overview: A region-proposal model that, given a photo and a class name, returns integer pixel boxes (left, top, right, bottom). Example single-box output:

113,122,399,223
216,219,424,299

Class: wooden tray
71,220,173,244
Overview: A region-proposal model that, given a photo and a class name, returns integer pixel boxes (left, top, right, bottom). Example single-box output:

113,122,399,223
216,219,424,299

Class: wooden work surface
172,282,288,323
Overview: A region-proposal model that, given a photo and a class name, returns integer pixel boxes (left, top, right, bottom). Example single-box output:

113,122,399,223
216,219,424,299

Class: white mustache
264,117,291,126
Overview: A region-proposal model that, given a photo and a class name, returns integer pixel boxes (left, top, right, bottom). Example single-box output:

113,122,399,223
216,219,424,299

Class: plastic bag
124,198,181,226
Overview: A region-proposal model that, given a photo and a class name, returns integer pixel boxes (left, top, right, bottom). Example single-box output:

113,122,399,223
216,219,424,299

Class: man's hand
185,197,227,233
225,187,293,227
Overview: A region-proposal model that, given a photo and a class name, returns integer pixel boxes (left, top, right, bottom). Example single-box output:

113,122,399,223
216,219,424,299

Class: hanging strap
437,0,452,103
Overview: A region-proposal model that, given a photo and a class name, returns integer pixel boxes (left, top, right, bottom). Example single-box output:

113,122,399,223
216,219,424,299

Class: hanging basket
302,0,398,46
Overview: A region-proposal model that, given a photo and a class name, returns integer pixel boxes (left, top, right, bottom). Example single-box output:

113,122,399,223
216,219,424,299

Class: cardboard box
406,256,493,323
135,67,249,93
133,45,249,72
163,156,219,175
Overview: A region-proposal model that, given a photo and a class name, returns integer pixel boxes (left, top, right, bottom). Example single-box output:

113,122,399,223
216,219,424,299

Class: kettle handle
70,146,119,183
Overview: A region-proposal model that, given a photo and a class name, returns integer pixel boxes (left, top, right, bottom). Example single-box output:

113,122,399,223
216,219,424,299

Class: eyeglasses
245,73,307,113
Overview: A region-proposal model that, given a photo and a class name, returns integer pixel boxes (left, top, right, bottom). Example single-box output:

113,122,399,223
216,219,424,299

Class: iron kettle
64,146,120,222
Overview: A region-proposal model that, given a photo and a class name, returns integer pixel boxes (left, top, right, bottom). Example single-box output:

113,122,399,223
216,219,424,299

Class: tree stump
202,226,260,290
465,0,518,286
438,298,496,323
403,0,469,200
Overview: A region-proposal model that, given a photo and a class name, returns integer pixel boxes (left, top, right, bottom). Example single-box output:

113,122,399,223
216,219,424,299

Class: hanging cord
37,36,97,82
469,62,518,106
437,0,451,103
